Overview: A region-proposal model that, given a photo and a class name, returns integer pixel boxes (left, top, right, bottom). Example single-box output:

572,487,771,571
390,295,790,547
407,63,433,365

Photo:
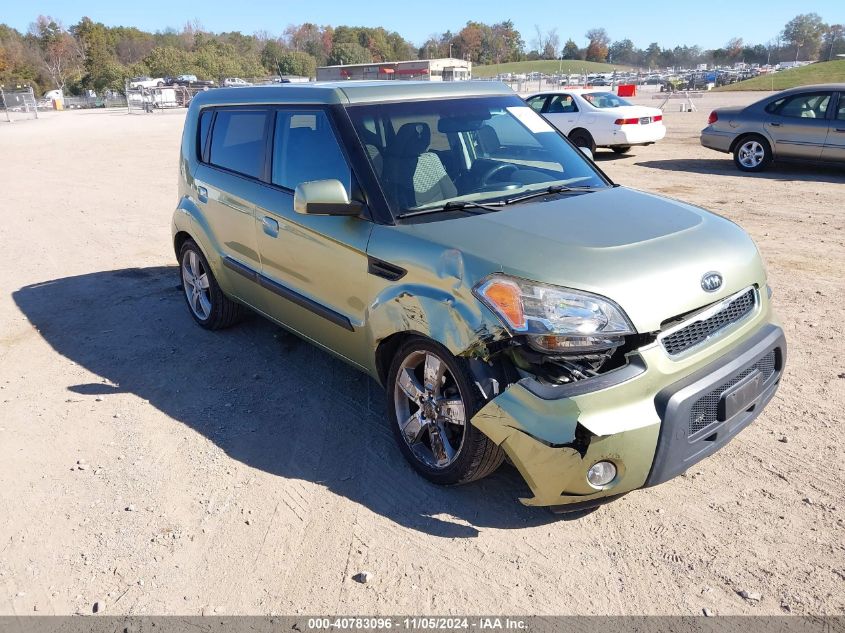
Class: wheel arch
173,230,193,261
729,131,773,156
366,285,510,386
568,127,594,141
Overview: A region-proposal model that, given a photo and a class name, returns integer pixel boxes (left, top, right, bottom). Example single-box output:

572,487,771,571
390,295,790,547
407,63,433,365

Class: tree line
0,13,842,96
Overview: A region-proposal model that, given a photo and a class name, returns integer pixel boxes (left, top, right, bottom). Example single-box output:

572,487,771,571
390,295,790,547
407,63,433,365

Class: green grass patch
473,59,631,78
715,60,845,91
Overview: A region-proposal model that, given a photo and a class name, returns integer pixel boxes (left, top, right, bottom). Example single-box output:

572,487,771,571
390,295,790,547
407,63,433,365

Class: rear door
195,107,269,306
251,108,373,368
764,91,833,160
821,92,845,163
540,93,580,135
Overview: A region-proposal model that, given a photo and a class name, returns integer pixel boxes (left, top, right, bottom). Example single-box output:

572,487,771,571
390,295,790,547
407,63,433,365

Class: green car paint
172,81,786,509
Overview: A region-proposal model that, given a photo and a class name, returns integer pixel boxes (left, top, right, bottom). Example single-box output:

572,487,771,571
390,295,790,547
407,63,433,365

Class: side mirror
579,146,593,160
293,179,363,216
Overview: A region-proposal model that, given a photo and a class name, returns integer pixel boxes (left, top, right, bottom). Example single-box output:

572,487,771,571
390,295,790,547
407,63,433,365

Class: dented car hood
394,186,766,333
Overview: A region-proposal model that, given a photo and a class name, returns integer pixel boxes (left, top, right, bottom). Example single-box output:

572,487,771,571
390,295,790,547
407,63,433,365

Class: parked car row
525,83,845,171
129,75,216,89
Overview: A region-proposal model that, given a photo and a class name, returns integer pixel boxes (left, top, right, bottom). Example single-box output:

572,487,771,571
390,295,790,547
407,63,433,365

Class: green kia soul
172,81,786,511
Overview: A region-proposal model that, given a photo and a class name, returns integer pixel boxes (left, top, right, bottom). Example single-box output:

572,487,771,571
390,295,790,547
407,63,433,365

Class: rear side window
197,110,212,161
208,109,269,179
271,110,351,193
767,92,831,119
546,94,578,113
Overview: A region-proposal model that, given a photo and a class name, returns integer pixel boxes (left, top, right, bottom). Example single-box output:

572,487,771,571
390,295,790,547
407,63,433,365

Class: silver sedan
700,83,845,172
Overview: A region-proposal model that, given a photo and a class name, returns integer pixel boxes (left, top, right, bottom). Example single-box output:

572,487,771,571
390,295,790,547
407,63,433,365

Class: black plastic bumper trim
517,354,647,400
645,323,786,488
222,256,354,332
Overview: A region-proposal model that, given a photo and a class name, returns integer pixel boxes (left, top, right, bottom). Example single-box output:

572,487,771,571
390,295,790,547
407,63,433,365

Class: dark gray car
700,84,845,171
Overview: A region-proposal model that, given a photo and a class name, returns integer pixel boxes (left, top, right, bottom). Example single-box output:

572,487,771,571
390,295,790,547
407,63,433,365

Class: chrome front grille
688,349,777,435
661,288,757,357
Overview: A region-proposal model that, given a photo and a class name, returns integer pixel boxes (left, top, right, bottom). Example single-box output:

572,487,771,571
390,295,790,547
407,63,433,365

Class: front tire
733,135,772,172
387,337,504,485
179,239,243,330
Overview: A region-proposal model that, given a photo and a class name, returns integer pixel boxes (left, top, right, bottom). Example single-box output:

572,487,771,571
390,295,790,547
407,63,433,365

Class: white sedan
525,90,666,154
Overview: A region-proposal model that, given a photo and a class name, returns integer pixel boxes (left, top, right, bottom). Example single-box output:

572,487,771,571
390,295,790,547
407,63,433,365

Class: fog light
587,461,617,487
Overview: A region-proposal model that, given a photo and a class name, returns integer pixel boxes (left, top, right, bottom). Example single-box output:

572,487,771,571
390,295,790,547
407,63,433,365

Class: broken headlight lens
474,275,635,353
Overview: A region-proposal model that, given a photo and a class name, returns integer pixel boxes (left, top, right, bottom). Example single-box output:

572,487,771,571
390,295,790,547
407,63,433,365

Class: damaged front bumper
472,316,786,509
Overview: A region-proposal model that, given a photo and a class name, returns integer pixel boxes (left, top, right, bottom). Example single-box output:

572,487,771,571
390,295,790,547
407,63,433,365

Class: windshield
582,92,633,108
345,95,609,217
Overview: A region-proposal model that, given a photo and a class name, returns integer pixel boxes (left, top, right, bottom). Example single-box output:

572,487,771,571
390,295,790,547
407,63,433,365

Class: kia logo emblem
701,272,723,292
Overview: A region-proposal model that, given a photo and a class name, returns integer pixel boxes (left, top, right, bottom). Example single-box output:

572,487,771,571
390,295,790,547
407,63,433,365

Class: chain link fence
0,87,39,122
125,83,213,114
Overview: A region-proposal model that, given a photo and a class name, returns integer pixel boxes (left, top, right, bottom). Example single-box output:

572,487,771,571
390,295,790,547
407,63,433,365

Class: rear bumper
700,127,734,153
607,124,666,147
472,317,786,508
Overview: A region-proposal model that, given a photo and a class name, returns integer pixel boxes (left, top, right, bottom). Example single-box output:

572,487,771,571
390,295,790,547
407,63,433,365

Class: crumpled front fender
364,238,510,377
472,381,660,507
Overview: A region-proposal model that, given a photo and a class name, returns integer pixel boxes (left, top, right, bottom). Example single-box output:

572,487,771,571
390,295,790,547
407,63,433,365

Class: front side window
771,92,831,119
208,109,269,179
526,95,547,113
271,110,351,194
345,95,608,217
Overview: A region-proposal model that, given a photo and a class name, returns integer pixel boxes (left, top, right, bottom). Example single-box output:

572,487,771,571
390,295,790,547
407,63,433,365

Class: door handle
197,186,208,203
769,122,781,127
262,216,279,238
835,128,845,133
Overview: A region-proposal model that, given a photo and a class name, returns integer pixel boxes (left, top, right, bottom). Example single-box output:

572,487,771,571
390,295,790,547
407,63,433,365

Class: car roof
190,80,515,107
771,83,845,95
528,89,615,96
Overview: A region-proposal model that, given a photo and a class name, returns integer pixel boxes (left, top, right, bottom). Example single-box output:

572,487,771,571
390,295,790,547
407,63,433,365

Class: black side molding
222,256,354,332
367,256,406,281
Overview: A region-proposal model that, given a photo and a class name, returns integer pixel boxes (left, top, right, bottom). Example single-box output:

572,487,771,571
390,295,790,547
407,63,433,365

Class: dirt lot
0,92,843,617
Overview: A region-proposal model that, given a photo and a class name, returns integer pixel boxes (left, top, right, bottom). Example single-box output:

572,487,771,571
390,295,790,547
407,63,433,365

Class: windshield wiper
396,199,507,219
503,184,601,205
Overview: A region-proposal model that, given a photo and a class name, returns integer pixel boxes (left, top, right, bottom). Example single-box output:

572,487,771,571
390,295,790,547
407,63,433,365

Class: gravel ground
0,91,843,616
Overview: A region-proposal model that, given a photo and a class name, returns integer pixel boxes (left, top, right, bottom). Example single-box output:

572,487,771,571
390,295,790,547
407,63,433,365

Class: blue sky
5,0,843,49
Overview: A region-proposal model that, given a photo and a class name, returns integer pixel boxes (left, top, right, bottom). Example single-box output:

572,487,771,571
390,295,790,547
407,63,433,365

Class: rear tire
569,129,596,155
178,239,243,330
732,135,772,172
386,336,504,486
612,146,632,154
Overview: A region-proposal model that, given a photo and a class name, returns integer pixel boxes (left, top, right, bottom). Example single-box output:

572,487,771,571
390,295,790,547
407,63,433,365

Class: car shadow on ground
635,158,845,183
591,152,632,163
13,267,587,538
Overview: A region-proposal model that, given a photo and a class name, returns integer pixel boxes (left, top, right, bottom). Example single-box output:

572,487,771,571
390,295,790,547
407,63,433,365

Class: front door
821,93,845,163
251,108,373,369
764,91,833,160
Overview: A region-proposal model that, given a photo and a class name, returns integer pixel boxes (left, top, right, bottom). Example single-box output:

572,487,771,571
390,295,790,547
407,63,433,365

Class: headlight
474,275,635,353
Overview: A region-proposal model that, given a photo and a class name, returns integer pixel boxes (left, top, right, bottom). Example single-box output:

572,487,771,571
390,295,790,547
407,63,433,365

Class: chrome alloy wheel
393,350,467,469
181,250,212,320
737,140,765,169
